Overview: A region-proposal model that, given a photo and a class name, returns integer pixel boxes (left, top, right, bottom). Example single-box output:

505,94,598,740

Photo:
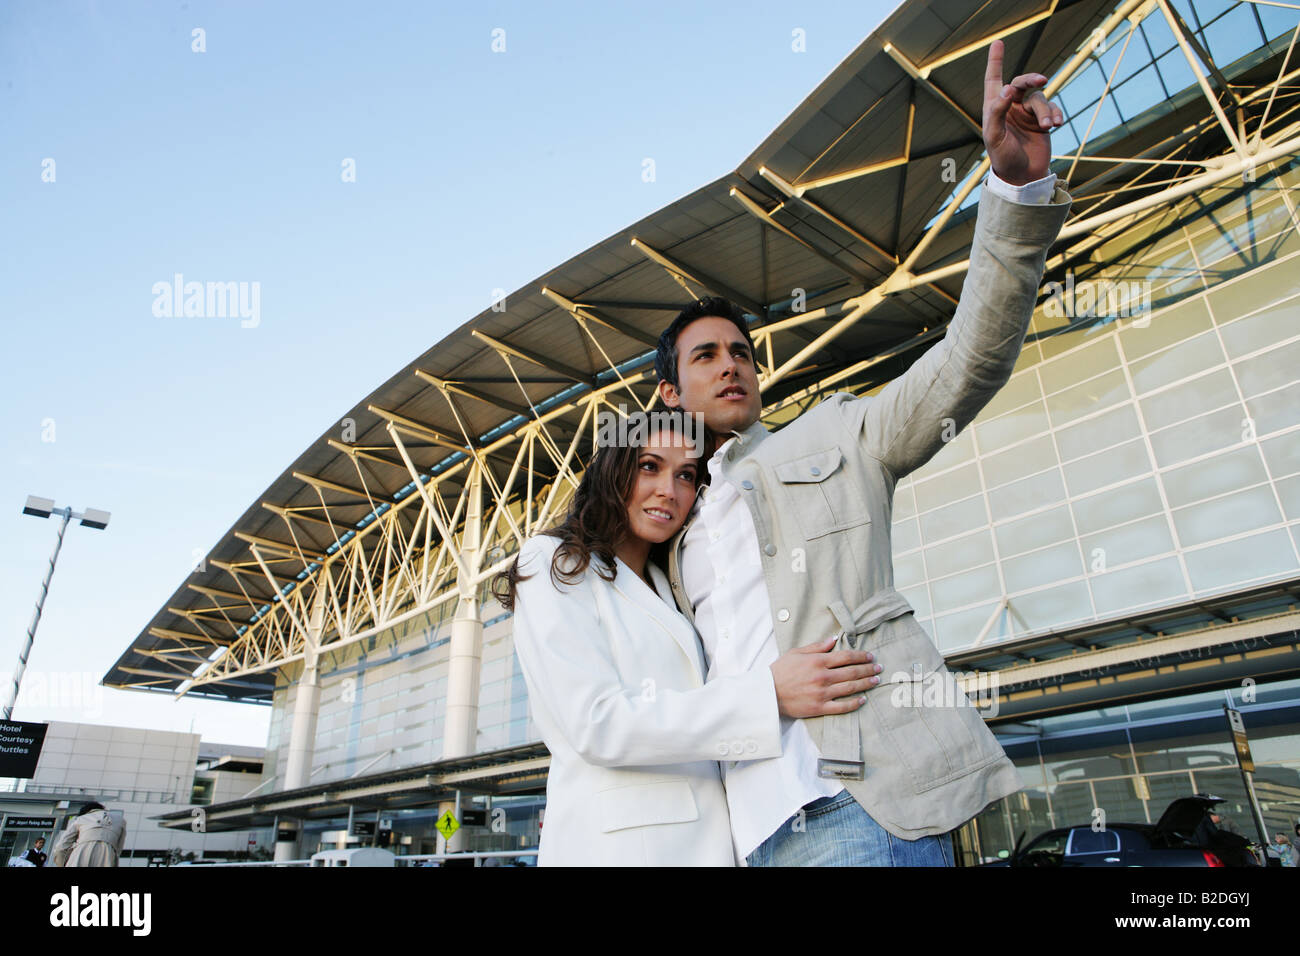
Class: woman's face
623,430,700,546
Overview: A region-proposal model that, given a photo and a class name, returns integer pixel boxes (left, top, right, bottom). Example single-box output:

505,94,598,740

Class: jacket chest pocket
772,447,869,540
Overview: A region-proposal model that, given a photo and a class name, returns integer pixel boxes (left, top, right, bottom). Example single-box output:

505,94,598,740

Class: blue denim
745,791,955,867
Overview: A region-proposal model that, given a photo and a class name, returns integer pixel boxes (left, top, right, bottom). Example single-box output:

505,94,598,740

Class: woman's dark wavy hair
491,407,707,612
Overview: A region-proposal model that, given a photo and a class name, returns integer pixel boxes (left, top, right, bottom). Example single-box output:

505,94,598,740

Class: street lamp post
4,496,111,721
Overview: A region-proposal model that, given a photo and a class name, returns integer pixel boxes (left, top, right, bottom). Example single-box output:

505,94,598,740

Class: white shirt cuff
985,169,1057,205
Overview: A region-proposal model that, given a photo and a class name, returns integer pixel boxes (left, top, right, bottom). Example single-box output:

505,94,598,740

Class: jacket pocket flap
854,587,915,634
596,779,699,833
773,447,843,484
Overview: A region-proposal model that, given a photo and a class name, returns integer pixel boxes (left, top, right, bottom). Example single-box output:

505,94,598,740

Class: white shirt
682,437,844,862
680,170,1057,862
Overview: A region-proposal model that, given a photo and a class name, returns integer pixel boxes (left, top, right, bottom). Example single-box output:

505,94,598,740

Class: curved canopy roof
106,0,1300,702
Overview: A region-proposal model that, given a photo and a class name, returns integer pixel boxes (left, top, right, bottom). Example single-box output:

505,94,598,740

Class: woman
51,801,126,867
494,408,878,866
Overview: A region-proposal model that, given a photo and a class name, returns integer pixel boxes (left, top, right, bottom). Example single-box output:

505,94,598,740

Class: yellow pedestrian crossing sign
436,810,460,840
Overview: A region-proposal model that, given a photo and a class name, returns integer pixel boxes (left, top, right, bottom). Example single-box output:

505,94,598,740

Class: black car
984,794,1261,867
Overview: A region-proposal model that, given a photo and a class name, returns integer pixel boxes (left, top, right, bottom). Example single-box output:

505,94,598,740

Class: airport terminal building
104,0,1300,863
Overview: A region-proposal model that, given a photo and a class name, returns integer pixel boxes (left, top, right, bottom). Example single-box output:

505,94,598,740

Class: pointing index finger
985,39,1005,103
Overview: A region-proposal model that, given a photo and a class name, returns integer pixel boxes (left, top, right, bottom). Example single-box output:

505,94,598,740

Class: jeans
745,791,955,867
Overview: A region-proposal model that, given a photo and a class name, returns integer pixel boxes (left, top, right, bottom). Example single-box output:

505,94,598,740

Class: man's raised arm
842,40,1073,481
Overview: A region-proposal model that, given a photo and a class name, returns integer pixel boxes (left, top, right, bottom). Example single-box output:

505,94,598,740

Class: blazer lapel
609,556,706,682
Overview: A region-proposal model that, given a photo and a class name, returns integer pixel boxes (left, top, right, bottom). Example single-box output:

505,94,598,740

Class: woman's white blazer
511,533,782,866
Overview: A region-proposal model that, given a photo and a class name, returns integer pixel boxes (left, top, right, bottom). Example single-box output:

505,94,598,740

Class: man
1210,809,1242,837
656,41,1072,866
20,837,47,867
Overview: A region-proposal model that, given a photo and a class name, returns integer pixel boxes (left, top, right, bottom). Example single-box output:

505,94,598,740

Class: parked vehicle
984,794,1261,867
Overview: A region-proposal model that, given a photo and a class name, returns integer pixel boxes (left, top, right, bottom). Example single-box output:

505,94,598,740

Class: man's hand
983,39,1064,186
770,636,881,719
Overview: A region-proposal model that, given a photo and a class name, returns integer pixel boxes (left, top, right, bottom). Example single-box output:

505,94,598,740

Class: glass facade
261,584,536,791
963,680,1300,864
891,158,1300,652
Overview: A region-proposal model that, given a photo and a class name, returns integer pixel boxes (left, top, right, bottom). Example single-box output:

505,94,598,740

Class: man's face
657,316,762,437
35,839,44,849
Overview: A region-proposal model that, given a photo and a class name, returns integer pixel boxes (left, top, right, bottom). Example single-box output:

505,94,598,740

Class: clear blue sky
0,0,895,749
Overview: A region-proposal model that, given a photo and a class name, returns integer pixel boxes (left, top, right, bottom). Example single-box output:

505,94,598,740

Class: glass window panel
924,420,976,473
1207,256,1300,320
1110,66,1165,119
1038,319,1108,361
1062,437,1151,497
1172,484,1282,547
1056,403,1142,462
1153,47,1197,97
1092,778,1150,827
974,398,1051,451
1013,579,1094,631
1233,225,1300,273
1149,404,1247,468
1163,444,1271,508
931,599,1004,651
1002,541,1084,593
913,461,983,512
1143,771,1197,814
1040,335,1122,395
1195,198,1298,267
995,503,1075,558
1202,4,1266,67
925,529,996,579
894,480,917,519
980,368,1042,420
1079,514,1175,567
1045,368,1131,428
1130,249,1207,318
988,468,1068,522
892,515,921,554
1237,374,1300,439
982,434,1059,489
1072,477,1164,536
898,583,931,618
1275,473,1300,521
1184,527,1298,591
893,549,926,590
1129,330,1226,393
1042,728,1136,782
919,494,987,542
1090,555,1186,615
1259,3,1300,40
1234,337,1300,397
928,562,1000,615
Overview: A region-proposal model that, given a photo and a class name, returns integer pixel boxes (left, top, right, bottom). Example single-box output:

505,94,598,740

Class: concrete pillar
440,465,484,854
274,585,327,862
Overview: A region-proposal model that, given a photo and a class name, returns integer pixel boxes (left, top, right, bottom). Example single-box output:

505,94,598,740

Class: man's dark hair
655,296,757,390
77,801,105,816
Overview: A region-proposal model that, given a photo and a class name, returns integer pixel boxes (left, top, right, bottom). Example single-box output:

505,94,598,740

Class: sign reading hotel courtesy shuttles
0,720,47,778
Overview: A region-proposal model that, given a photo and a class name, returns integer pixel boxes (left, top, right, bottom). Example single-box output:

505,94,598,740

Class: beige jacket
51,809,126,867
667,184,1072,840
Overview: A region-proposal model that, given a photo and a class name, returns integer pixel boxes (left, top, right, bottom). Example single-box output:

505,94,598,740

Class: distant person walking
51,802,126,867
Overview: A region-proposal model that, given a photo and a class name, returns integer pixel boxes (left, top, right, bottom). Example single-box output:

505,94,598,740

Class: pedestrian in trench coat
51,802,127,867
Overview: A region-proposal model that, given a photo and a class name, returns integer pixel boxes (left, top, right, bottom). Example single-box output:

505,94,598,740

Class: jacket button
741,480,753,490
810,466,821,476
764,544,777,556
745,740,758,754
777,608,790,622
718,742,731,756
